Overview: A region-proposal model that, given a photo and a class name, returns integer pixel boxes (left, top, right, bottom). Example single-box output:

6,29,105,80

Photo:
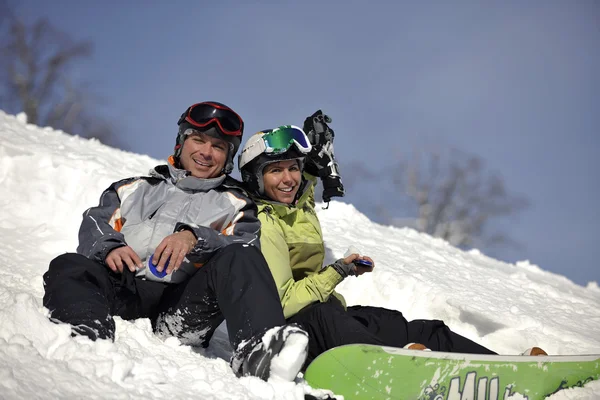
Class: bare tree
0,6,121,147
373,147,529,250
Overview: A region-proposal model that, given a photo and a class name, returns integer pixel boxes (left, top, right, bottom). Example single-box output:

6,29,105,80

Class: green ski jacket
256,175,346,319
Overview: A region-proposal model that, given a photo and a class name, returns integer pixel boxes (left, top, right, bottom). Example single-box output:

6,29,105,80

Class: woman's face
262,159,302,204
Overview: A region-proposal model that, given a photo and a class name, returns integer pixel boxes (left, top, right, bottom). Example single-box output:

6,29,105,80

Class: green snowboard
303,344,600,400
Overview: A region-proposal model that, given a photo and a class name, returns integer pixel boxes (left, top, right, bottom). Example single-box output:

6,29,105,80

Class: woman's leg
288,297,386,364
347,305,496,354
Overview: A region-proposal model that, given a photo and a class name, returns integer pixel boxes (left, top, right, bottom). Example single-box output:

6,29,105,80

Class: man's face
179,131,228,179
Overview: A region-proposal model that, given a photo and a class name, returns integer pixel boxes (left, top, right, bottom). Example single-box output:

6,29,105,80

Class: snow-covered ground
0,110,599,399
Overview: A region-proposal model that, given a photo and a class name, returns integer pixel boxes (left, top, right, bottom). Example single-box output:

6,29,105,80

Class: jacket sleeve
259,211,344,319
178,188,261,263
77,178,138,263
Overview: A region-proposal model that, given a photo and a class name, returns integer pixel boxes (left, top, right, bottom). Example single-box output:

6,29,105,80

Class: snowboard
303,344,600,400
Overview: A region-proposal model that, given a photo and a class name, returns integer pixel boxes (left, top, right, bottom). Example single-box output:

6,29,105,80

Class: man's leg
43,253,119,340
155,243,308,381
155,243,286,348
347,305,497,354
43,253,165,341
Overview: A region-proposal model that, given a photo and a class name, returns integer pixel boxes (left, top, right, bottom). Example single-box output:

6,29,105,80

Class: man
42,101,308,382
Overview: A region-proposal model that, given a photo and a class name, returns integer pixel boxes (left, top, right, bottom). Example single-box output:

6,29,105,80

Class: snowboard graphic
303,344,600,400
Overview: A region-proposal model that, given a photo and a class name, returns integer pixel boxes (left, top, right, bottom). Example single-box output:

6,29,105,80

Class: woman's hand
343,253,375,276
329,253,375,278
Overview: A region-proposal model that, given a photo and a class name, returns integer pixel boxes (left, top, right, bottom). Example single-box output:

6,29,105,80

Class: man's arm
176,188,261,263
77,177,139,263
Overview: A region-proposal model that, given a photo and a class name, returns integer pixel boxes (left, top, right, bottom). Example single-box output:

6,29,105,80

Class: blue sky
15,1,599,285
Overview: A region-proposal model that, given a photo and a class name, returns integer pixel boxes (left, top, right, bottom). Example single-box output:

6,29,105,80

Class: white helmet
238,125,312,195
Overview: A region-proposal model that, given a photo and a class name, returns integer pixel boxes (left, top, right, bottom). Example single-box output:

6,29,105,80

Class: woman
238,123,545,364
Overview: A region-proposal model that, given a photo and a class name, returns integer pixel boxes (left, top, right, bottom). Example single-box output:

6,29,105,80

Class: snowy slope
0,110,599,399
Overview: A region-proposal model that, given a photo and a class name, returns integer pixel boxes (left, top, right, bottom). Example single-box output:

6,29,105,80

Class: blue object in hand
148,253,169,278
354,259,373,268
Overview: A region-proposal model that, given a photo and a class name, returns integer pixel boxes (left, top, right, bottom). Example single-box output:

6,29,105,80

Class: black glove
329,258,356,278
302,110,345,202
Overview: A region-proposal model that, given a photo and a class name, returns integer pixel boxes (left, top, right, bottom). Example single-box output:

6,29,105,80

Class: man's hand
106,246,143,273
152,230,197,275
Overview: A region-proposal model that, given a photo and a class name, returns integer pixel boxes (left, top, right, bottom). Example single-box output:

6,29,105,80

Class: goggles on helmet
178,102,244,136
263,125,311,154
239,125,312,170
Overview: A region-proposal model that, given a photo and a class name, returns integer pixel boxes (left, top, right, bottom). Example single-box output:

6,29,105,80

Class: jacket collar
151,163,226,191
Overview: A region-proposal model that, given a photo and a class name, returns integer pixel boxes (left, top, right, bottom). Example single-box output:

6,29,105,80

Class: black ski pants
43,243,286,348
288,297,496,365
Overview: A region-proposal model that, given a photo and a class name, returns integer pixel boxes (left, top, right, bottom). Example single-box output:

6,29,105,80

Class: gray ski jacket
76,162,260,283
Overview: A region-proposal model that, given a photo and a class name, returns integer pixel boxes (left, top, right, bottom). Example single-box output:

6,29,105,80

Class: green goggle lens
263,126,311,154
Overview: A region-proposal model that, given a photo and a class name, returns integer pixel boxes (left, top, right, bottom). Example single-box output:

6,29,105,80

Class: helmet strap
222,143,235,174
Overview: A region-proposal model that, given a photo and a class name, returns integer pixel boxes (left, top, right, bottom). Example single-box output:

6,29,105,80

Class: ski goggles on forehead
262,125,312,155
178,102,244,136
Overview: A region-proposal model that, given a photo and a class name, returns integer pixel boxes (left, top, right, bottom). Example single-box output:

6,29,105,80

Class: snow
0,109,599,399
